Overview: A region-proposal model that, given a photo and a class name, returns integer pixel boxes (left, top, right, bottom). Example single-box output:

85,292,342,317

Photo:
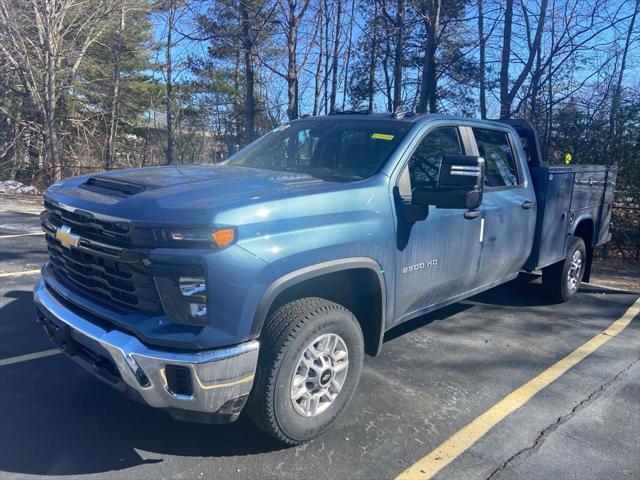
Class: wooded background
0,0,638,257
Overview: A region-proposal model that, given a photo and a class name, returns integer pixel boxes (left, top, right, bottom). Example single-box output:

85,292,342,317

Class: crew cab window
408,127,464,189
472,128,519,187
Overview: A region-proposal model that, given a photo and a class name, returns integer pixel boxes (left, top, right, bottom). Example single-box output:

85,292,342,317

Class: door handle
521,201,535,210
464,209,481,219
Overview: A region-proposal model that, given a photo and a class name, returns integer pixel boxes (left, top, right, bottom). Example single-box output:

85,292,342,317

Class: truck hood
44,165,334,225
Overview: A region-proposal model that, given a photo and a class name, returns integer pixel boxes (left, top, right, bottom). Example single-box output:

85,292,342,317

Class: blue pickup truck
34,113,617,444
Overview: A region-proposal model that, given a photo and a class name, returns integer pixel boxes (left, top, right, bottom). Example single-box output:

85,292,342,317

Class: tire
248,297,364,445
542,236,587,303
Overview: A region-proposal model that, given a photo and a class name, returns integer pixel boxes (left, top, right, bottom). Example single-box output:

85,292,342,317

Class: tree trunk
417,0,441,114
367,2,378,112
286,18,299,120
286,0,300,121
478,0,487,119
240,0,256,141
499,0,514,119
392,0,405,110
341,0,356,110
313,0,324,116
165,0,175,164
107,0,126,170
43,0,61,182
382,35,393,112
501,0,548,119
544,7,555,154
530,36,543,126
329,0,342,112
323,2,330,114
609,0,638,163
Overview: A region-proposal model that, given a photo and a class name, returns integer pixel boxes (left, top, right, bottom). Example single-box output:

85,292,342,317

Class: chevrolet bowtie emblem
55,225,81,249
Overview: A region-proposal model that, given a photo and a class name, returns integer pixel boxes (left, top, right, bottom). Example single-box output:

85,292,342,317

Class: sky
149,0,640,122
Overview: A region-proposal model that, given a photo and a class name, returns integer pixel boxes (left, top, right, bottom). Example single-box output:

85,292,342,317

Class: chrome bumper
33,278,259,421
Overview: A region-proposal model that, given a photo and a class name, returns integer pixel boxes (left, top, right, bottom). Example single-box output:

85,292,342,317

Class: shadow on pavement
0,356,286,476
0,290,286,476
385,273,551,343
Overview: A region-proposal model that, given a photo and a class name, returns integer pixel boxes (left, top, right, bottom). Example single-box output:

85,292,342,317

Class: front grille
44,199,131,243
42,203,163,314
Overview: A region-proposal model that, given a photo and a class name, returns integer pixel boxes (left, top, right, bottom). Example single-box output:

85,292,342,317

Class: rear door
469,126,536,284
393,124,483,323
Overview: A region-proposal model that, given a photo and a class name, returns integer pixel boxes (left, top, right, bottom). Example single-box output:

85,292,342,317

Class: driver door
394,125,483,323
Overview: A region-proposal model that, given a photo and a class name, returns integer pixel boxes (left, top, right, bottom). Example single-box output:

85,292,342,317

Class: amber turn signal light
211,228,236,247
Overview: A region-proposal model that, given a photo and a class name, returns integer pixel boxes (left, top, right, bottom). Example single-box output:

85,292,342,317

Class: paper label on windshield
371,133,395,141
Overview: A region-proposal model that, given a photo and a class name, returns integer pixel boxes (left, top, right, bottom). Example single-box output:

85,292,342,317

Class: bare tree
390,0,406,109
341,0,356,110
367,2,379,112
609,0,639,162
164,0,176,164
499,0,549,118
106,0,127,169
281,0,312,120
240,0,257,141
329,0,343,111
417,0,441,113
0,0,115,181
478,0,487,118
312,0,325,115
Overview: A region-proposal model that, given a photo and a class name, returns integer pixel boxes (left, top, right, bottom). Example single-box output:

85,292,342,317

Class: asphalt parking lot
1,205,639,480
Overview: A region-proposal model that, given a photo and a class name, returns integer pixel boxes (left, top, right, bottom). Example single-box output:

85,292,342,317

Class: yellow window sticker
371,133,395,141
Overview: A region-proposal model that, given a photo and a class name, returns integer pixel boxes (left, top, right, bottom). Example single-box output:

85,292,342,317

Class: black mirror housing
412,155,484,210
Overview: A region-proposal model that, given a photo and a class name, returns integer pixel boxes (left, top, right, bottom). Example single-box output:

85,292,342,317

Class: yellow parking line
0,349,60,367
396,297,640,480
0,269,41,278
0,232,45,238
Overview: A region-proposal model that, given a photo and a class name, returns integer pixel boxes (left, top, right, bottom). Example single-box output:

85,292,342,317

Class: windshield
226,119,412,181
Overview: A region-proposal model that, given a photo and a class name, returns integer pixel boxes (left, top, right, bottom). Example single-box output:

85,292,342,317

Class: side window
408,127,464,189
472,128,519,187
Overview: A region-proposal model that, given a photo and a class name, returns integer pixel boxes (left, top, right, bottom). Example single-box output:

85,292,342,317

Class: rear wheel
248,297,364,445
542,236,586,303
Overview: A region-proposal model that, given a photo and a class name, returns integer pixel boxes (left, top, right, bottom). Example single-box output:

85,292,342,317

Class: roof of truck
295,112,511,127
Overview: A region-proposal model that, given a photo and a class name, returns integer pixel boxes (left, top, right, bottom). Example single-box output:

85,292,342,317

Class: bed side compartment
525,166,573,270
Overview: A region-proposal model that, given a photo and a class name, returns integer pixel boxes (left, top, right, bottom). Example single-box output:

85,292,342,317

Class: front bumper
34,278,259,423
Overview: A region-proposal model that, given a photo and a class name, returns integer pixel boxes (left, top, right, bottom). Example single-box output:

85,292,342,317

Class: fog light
155,276,208,325
179,277,206,296
190,303,207,318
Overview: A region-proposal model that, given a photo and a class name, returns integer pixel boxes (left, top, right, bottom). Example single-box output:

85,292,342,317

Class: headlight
154,227,236,248
155,276,208,325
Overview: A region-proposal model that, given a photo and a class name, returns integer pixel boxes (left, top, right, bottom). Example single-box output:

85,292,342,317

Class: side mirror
412,155,485,210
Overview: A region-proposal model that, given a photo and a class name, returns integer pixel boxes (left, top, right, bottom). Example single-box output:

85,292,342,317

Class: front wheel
248,297,364,445
542,236,586,303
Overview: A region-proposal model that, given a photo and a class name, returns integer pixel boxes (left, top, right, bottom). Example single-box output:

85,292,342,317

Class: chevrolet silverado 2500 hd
34,113,617,445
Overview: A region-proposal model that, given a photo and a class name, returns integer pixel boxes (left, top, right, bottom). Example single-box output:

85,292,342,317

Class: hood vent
80,176,146,197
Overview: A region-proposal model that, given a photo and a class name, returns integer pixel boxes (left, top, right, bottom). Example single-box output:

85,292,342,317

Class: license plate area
37,313,121,384
38,314,78,355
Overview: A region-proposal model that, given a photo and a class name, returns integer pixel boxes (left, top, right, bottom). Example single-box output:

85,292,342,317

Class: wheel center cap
320,369,332,386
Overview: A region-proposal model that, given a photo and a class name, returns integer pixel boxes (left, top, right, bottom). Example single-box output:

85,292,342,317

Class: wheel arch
252,258,387,356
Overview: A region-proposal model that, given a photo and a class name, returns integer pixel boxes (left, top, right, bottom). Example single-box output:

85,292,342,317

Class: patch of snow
0,180,38,195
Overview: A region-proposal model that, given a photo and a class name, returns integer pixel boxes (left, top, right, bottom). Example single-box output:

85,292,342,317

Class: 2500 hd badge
402,259,438,274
